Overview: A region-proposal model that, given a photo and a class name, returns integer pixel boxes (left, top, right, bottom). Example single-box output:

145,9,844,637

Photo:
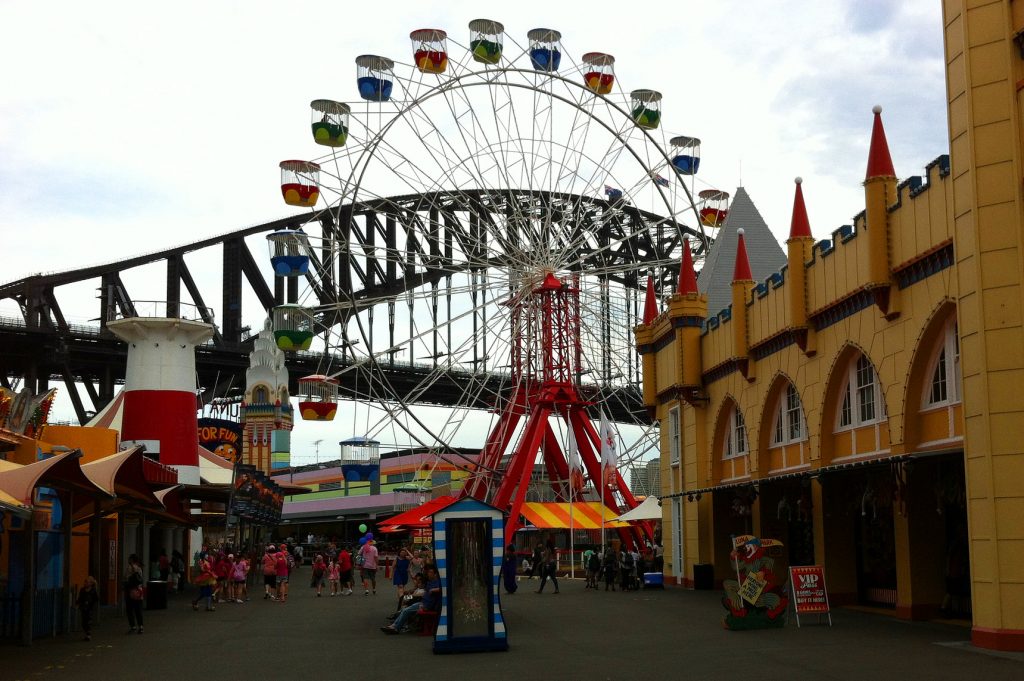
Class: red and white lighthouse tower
107,316,215,485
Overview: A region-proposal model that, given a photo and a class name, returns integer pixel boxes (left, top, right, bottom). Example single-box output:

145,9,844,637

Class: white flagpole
568,422,576,580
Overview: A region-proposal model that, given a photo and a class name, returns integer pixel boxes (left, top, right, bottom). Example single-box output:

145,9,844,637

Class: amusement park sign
197,418,243,462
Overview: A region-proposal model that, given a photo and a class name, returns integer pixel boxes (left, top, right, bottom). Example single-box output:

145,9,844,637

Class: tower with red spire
864,105,899,318
730,229,755,379
787,177,815,353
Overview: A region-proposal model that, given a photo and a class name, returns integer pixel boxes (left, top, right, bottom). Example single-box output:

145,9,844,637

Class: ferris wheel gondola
468,19,503,64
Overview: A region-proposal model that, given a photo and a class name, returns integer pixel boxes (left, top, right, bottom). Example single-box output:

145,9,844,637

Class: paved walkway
2,577,1022,681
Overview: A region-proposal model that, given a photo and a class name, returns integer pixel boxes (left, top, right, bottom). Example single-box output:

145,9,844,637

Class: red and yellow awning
520,502,629,530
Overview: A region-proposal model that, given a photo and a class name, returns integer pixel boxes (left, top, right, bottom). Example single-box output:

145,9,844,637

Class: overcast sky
0,1,950,463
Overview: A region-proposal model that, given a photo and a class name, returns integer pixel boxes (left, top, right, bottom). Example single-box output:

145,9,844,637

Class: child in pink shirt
328,559,341,596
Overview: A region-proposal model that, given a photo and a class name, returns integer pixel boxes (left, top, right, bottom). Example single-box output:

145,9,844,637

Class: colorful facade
241,319,293,472
636,0,1024,651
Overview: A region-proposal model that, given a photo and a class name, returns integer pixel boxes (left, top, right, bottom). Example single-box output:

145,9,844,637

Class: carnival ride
265,21,730,544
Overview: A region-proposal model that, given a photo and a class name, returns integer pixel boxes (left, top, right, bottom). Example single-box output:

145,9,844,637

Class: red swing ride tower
461,270,651,547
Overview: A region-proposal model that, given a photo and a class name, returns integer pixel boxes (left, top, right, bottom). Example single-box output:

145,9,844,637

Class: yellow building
636,0,1024,651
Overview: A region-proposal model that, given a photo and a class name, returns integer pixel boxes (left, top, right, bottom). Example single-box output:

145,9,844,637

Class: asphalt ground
2,574,1022,681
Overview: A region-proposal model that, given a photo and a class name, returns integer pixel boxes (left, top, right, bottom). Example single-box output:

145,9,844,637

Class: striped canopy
520,502,629,530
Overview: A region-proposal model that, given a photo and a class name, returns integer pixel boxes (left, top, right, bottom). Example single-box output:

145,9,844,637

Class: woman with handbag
123,554,145,634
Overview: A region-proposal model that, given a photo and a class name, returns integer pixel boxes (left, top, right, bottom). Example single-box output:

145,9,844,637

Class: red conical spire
677,238,699,295
642,275,658,324
865,105,895,179
733,229,753,282
789,177,812,239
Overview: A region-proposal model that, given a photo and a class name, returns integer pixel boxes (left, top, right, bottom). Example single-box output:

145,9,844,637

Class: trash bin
693,563,714,590
146,580,168,610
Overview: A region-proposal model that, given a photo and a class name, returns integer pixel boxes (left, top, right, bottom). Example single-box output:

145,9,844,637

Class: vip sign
789,565,832,627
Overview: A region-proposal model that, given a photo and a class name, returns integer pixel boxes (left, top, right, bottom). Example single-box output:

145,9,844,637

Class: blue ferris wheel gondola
528,28,562,72
267,227,310,277
356,54,395,102
670,136,701,175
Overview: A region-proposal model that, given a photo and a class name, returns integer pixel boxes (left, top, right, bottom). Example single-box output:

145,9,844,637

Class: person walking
535,545,559,594
275,545,291,603
261,545,278,600
231,553,249,603
529,544,543,580
191,552,217,611
603,547,617,592
311,554,327,597
123,554,145,633
587,550,601,590
338,545,354,595
77,576,99,641
360,539,379,596
171,550,186,592
328,557,341,596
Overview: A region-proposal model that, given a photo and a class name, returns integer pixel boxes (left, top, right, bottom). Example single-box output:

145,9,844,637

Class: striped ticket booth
431,498,508,653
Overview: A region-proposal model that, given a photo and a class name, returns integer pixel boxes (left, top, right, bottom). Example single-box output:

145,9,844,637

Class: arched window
925,320,960,407
723,407,747,460
772,384,805,445
253,386,269,404
837,355,885,429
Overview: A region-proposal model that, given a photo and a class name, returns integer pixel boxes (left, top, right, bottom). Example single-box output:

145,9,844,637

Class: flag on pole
599,410,618,489
567,425,584,492
649,171,671,187
567,425,581,472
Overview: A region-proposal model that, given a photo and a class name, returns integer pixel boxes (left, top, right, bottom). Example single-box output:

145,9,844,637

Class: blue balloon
366,532,373,540
358,537,368,545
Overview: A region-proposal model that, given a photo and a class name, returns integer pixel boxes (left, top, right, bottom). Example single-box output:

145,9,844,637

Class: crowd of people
73,534,664,643
514,540,664,594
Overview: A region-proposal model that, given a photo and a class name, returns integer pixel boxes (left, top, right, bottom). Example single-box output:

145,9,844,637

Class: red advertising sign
789,565,832,627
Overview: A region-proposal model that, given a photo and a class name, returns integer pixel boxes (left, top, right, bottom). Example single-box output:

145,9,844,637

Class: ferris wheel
266,20,713,541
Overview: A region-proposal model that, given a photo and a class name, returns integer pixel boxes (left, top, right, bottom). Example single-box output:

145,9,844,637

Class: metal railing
109,300,213,323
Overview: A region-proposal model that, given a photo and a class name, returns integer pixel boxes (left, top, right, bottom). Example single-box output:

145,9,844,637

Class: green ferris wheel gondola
311,99,351,147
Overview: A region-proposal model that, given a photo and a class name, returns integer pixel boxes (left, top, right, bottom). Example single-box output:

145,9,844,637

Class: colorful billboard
197,418,243,462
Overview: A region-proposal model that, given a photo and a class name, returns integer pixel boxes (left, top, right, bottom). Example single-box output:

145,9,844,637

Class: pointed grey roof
696,186,787,317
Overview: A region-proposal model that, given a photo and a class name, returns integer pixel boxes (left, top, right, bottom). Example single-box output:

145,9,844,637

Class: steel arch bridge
0,188,707,426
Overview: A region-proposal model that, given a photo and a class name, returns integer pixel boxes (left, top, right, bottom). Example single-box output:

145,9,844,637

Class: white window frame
836,354,886,430
668,406,681,466
722,406,748,460
771,384,806,446
923,319,961,408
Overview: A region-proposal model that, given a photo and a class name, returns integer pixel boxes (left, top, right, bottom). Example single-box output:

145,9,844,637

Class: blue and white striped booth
431,498,509,653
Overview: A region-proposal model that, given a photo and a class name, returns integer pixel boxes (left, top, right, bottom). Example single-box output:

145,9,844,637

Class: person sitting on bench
381,566,440,634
